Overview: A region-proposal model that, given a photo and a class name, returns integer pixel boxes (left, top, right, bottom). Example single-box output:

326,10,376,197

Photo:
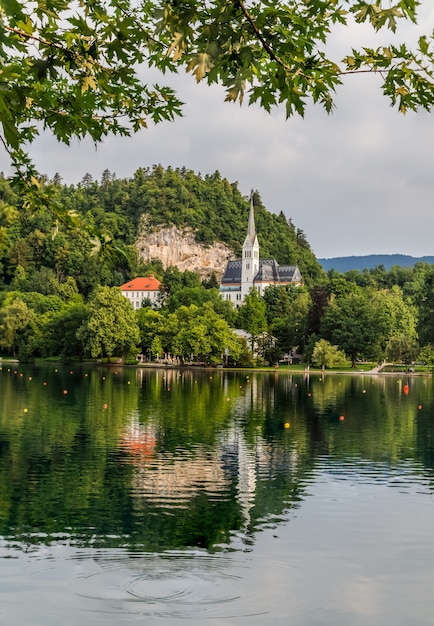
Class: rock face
136,224,234,278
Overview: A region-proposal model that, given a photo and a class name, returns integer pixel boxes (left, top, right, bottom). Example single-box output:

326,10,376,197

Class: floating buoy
23,408,28,413
284,422,290,429
403,385,409,395
28,376,32,381
63,389,68,395
418,405,422,410
103,403,108,409
339,415,345,421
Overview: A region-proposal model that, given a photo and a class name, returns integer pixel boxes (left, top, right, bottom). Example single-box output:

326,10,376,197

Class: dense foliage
0,165,323,288
1,164,434,367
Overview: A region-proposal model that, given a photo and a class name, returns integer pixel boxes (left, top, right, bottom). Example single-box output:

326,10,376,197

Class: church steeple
245,190,256,245
241,190,260,300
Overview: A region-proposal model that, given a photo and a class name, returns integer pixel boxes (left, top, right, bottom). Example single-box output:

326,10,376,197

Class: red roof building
120,275,162,309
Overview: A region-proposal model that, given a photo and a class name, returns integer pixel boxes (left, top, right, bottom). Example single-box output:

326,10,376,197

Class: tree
0,298,35,357
170,303,241,365
37,302,88,360
320,290,373,364
311,339,346,372
264,285,311,354
2,0,434,200
418,344,434,372
320,286,417,364
77,286,140,359
386,334,419,364
238,288,268,350
136,307,167,356
415,266,434,346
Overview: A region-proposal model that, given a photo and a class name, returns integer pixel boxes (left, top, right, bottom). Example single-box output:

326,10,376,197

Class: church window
246,263,250,270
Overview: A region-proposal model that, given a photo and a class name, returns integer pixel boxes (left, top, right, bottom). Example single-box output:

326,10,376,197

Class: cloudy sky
3,2,434,259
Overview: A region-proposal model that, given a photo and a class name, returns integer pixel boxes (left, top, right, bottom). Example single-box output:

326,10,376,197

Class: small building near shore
120,275,161,309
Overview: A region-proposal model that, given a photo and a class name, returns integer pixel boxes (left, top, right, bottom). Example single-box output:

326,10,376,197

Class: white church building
219,193,303,306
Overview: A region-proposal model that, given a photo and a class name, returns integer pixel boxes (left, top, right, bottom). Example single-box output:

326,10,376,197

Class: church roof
220,259,302,285
220,260,242,284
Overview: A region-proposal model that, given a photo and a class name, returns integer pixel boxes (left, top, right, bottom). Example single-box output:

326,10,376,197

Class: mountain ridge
318,254,434,272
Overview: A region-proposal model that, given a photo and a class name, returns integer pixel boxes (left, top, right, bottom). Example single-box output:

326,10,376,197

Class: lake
1,364,434,625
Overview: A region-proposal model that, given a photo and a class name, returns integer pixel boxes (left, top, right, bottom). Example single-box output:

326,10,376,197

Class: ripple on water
71,550,267,619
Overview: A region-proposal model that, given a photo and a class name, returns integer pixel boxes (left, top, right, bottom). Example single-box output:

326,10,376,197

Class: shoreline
1,359,432,377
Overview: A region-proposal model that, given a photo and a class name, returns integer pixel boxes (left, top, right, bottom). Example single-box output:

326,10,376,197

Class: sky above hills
2,2,434,259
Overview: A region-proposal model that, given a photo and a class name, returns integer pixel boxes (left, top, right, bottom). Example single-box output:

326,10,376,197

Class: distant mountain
318,254,434,273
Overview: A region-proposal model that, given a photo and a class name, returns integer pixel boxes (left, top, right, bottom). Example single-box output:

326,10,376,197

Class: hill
58,166,324,283
318,254,434,273
0,166,324,293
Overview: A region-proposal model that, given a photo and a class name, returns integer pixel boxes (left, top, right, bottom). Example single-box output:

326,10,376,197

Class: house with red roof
120,275,162,309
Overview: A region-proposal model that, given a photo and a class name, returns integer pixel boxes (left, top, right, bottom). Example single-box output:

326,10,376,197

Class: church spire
246,190,256,244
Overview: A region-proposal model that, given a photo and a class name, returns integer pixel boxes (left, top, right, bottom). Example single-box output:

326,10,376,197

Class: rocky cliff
136,224,234,278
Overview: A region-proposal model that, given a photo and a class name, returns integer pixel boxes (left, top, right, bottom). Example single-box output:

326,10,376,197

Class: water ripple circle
73,551,264,618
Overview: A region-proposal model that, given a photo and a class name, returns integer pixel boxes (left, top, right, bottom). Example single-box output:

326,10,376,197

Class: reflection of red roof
120,276,161,292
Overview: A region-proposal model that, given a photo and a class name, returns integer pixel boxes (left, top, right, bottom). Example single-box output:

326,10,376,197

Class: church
219,193,303,306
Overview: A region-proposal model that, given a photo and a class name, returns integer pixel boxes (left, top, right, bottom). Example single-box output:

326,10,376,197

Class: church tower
241,191,260,300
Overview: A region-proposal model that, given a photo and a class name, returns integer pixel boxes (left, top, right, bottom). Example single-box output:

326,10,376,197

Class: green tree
0,298,35,357
415,266,434,346
311,339,346,372
170,303,241,365
77,286,140,359
265,285,311,354
386,334,419,364
321,285,418,364
418,344,434,372
238,288,268,350
136,308,167,356
150,335,163,360
2,0,433,199
38,303,88,360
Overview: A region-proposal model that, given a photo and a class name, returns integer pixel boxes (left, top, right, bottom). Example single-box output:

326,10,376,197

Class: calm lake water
1,364,434,625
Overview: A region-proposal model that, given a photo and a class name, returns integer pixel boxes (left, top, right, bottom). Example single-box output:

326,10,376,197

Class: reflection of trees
1,367,434,552
0,365,139,542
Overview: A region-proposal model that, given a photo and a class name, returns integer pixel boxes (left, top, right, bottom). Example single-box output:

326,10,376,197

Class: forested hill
58,166,323,280
0,166,323,294
319,254,434,272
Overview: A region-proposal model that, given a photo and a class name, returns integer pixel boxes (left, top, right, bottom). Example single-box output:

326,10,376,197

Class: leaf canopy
0,0,433,223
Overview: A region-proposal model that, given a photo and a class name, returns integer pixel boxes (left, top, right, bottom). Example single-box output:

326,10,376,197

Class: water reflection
1,365,433,554
2,366,434,624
